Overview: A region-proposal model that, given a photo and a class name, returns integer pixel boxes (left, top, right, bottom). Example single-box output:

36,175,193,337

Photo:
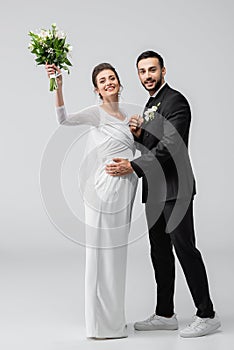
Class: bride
45,62,138,339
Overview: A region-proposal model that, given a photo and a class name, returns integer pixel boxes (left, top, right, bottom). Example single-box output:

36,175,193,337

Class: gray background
1,0,233,349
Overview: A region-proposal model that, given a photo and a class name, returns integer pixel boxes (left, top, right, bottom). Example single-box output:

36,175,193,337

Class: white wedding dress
56,104,138,338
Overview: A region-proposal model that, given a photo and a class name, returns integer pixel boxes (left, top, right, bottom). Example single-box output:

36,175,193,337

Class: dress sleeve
55,105,100,126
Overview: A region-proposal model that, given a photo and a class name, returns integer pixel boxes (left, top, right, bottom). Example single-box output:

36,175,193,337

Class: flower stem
49,76,58,92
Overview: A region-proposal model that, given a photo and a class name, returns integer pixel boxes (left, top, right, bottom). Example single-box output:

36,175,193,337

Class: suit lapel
143,83,170,120
149,83,170,106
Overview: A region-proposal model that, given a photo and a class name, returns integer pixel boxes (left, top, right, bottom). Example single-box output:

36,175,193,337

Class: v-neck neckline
98,105,127,123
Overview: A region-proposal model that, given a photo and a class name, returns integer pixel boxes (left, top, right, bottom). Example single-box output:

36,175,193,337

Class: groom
105,50,221,337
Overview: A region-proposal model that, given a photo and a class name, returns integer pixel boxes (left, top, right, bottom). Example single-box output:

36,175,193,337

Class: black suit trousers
145,198,215,318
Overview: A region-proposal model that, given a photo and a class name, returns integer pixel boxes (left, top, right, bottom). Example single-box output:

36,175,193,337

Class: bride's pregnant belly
94,149,137,205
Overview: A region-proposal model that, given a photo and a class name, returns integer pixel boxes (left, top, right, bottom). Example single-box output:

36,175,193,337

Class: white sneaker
180,314,221,338
134,313,178,331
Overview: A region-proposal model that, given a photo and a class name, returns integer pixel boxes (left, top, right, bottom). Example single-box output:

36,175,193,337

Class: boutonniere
144,102,161,123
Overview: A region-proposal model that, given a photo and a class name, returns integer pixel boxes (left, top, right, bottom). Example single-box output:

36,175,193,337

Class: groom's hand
105,158,133,176
129,115,144,138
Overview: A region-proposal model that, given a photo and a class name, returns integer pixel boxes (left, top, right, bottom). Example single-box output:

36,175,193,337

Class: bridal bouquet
28,23,72,91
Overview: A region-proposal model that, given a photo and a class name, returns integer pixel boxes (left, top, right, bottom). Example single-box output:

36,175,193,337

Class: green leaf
64,58,72,66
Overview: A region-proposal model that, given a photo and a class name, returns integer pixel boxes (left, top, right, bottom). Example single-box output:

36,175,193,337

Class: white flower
68,45,73,52
47,48,54,54
40,29,49,38
144,102,161,123
57,30,66,39
144,114,150,122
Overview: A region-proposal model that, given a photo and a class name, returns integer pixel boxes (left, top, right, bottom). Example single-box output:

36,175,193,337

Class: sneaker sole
180,322,221,338
134,325,179,331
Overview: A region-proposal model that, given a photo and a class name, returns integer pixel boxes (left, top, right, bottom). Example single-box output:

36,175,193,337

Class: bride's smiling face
95,69,120,101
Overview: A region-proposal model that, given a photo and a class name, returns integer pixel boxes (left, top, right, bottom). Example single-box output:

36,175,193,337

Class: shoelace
146,314,157,322
188,316,206,329
145,313,175,322
146,314,176,322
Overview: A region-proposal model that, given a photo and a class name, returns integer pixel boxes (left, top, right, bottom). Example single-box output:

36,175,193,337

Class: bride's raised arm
45,63,100,127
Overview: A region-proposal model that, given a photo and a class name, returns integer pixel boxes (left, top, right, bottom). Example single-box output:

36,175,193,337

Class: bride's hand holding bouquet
45,63,62,88
44,63,65,107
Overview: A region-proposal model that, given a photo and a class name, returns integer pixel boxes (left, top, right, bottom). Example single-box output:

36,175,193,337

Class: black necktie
145,96,154,108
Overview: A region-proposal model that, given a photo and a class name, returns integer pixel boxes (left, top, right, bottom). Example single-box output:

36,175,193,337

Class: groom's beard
142,74,163,94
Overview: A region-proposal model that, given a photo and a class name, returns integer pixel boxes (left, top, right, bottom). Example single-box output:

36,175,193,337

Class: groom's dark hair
136,51,164,69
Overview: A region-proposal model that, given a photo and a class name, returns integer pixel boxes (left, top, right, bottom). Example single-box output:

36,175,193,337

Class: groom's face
137,57,166,95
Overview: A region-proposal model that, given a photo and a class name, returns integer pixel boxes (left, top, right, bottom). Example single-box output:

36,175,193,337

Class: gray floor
1,240,233,350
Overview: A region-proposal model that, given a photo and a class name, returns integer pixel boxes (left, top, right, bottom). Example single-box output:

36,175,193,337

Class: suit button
145,131,149,136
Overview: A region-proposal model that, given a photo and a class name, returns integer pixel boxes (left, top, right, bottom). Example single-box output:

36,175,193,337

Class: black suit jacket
131,83,196,203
